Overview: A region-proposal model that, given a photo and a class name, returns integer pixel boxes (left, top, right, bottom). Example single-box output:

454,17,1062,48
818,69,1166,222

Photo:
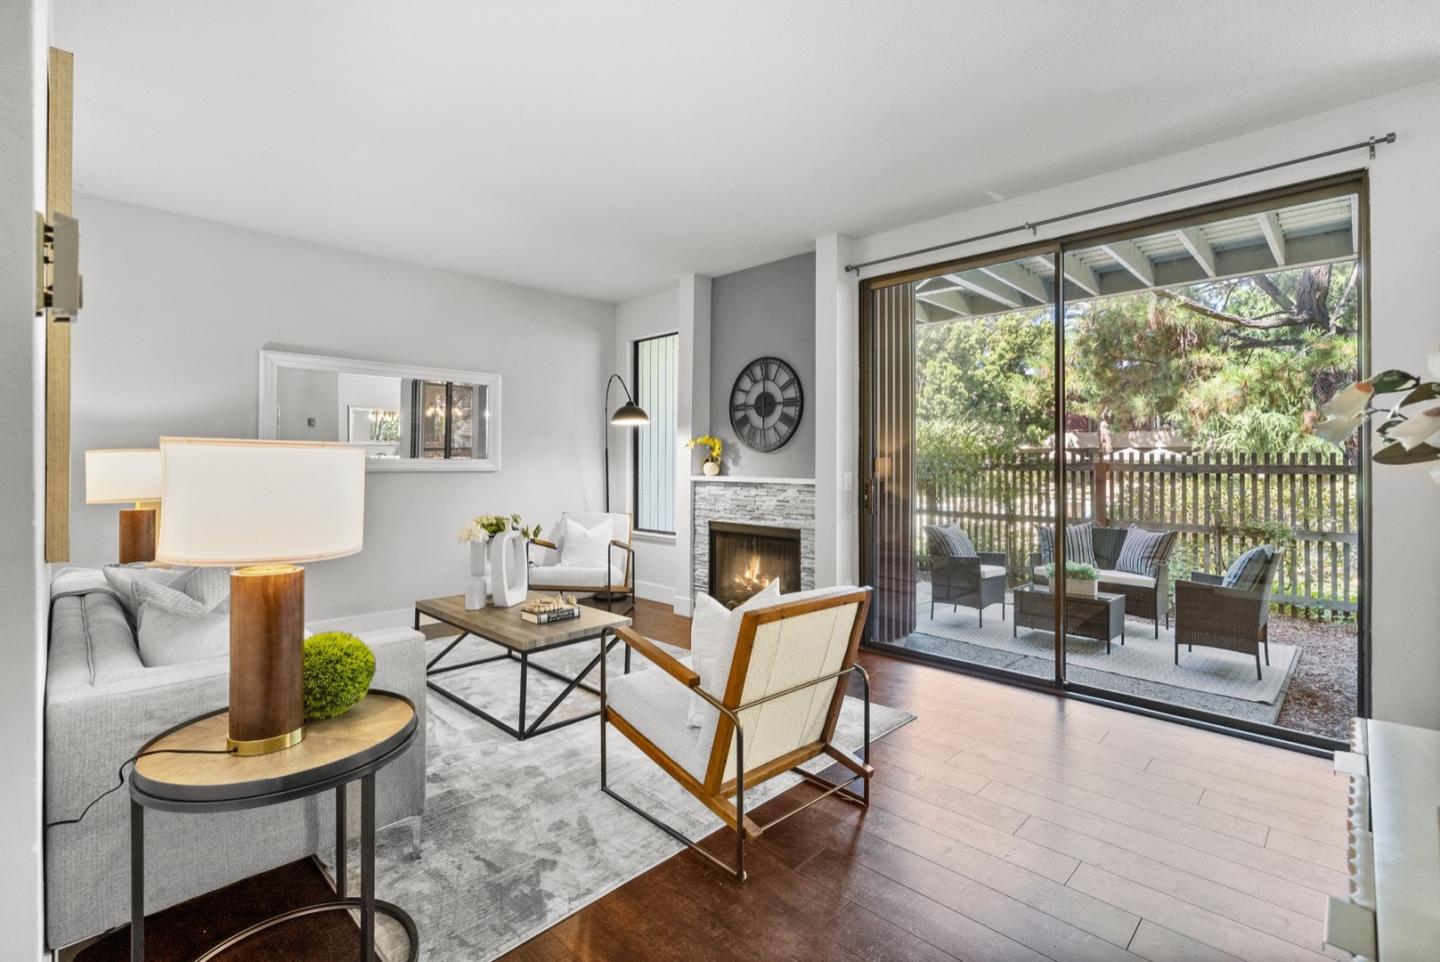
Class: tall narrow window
633,333,678,533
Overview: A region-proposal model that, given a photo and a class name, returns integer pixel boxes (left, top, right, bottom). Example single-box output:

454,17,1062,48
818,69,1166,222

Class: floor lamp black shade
604,374,649,512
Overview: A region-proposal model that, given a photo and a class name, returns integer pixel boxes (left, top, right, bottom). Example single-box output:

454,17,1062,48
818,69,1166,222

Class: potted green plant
688,435,724,476
1046,561,1099,599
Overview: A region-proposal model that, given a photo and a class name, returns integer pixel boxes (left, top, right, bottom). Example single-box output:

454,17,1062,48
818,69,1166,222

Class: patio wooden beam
1174,227,1217,277
1258,211,1287,266
1099,239,1154,287
917,289,973,316
977,261,1048,304
945,271,1022,309
1062,253,1100,296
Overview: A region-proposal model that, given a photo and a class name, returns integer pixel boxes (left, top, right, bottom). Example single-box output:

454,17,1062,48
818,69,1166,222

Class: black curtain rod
845,132,1397,274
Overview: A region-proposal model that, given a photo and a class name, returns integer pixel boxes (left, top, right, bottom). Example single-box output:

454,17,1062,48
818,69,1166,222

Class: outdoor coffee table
416,592,632,740
1012,583,1126,653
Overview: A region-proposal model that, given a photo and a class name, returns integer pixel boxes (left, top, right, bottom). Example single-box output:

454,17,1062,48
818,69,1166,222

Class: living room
5,3,1440,961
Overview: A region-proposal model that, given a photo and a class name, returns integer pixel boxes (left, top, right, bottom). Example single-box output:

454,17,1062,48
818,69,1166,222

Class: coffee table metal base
425,627,628,740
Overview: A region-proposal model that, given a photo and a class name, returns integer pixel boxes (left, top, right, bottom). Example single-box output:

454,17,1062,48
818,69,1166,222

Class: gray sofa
44,570,427,951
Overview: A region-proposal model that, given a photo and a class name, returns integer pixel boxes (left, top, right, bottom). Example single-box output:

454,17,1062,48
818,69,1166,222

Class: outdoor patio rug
323,633,914,962
914,584,1299,704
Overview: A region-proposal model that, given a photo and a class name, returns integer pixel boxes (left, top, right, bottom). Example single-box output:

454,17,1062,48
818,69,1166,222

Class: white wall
0,0,49,954
829,78,1440,729
614,286,681,603
70,195,617,623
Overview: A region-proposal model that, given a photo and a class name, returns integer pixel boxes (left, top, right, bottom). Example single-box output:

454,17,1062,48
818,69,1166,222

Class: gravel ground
1271,615,1358,740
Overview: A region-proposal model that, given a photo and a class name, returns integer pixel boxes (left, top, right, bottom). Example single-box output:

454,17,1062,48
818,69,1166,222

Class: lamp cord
44,747,236,830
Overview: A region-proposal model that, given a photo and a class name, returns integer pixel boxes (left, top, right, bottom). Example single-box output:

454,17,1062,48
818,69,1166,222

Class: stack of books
520,595,582,625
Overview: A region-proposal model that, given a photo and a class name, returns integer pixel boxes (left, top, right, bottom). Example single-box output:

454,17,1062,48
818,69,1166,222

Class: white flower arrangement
458,520,492,544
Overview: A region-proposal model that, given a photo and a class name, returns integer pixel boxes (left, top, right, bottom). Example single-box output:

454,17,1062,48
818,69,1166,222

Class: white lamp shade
156,437,365,566
85,449,162,504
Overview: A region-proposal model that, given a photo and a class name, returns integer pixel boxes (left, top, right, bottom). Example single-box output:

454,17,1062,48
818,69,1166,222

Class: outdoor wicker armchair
1173,551,1281,680
926,525,1007,626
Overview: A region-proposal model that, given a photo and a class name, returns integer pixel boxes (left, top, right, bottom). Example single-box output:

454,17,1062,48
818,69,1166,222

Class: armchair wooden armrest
530,537,559,550
609,539,634,554
612,625,699,688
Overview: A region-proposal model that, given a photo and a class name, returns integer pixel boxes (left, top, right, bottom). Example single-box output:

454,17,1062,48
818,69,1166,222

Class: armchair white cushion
529,512,634,593
559,516,613,568
529,564,626,589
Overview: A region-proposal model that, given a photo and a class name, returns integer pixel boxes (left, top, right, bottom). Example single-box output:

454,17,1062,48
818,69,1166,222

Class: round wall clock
729,356,804,452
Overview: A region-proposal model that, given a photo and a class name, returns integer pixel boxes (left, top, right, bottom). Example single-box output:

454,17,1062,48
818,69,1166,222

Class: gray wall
0,0,47,951
70,194,617,622
709,252,816,478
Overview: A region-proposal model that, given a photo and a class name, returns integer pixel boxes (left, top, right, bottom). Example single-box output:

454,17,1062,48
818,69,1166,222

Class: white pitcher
488,528,528,607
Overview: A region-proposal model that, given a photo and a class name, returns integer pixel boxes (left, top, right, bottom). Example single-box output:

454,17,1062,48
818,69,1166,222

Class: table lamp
84,448,163,563
156,437,366,755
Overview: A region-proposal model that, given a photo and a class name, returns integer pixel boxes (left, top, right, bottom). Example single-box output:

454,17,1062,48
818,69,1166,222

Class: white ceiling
53,0,1440,303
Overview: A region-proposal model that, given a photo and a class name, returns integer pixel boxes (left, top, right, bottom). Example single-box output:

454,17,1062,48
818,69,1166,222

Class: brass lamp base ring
227,725,306,756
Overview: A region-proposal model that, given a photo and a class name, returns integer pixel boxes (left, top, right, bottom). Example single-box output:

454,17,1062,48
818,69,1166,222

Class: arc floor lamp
603,373,648,512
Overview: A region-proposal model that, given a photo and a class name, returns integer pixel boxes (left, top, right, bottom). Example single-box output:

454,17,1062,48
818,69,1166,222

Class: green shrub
302,632,376,721
1045,561,1097,581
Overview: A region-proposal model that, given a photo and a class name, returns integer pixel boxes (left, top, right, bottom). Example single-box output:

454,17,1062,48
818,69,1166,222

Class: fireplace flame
733,553,774,593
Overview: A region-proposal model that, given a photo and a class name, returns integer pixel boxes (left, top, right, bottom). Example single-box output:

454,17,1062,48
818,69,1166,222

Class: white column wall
673,273,711,615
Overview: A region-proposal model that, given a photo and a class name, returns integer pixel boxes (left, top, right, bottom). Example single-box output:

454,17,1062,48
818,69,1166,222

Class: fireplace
708,521,802,608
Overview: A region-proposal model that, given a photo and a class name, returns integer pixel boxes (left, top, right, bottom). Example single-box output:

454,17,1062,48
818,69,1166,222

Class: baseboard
672,594,693,617
307,606,413,635
634,579,673,604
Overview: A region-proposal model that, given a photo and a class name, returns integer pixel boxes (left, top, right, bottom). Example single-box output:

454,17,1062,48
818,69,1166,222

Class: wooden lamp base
228,564,307,755
118,502,158,564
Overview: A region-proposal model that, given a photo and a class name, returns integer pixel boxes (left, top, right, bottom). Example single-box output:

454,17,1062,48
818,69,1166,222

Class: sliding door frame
858,170,1371,754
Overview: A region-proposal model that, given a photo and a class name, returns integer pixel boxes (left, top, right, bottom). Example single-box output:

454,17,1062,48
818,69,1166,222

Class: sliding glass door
860,177,1366,746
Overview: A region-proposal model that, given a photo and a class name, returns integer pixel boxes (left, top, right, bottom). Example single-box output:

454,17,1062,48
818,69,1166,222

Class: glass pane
419,381,448,458
449,384,475,459
634,333,678,533
1059,190,1362,739
865,252,1062,684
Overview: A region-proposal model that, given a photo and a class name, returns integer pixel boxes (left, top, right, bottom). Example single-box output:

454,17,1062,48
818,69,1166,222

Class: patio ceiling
915,194,1359,324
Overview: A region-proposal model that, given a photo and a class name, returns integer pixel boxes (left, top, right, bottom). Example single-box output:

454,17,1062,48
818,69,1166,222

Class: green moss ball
302,632,376,721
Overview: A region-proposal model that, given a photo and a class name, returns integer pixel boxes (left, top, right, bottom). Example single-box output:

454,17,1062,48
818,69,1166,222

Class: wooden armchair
600,587,874,881
527,511,635,613
1173,549,1280,679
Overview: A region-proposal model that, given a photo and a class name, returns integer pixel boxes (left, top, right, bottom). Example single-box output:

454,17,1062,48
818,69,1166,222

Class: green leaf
1368,369,1421,393
1399,382,1440,406
1373,441,1440,465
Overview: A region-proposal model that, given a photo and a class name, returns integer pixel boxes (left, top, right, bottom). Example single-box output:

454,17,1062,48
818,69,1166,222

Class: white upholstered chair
527,512,635,612
600,586,874,880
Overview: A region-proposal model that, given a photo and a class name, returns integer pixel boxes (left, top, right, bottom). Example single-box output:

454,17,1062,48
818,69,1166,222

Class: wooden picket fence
916,451,1358,619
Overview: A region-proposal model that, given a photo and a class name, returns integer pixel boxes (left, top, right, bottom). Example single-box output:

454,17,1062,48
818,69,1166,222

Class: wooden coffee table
416,592,632,740
1012,583,1126,653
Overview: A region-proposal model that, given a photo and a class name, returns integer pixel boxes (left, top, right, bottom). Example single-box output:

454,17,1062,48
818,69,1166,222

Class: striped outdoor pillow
928,524,978,559
1036,521,1095,566
1115,526,1177,577
1222,545,1275,592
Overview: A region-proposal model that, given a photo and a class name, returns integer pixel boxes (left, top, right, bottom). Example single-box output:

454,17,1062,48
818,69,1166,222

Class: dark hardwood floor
503,598,1350,962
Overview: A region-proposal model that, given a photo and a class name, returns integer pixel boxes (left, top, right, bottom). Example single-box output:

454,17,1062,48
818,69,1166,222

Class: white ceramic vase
702,459,721,476
488,529,528,607
469,540,490,579
1066,579,1097,599
464,577,489,610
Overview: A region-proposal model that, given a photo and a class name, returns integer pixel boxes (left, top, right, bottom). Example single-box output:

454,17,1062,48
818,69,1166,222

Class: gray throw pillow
133,577,230,666
103,564,193,620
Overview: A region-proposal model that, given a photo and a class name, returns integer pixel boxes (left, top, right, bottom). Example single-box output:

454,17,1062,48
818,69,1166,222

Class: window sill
632,530,677,545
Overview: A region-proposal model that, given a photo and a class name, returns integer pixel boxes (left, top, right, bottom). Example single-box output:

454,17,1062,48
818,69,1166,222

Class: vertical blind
864,284,917,643
634,333,678,533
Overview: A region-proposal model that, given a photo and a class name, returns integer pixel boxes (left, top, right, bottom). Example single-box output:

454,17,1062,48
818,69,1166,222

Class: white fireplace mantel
690,475,816,486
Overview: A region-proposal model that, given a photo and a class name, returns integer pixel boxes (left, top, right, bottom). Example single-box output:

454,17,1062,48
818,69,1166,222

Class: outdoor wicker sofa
1030,523,1174,637
1173,548,1281,679
925,524,1008,626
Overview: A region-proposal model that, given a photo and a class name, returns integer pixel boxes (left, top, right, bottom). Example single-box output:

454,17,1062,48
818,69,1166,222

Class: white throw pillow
133,577,230,666
559,516,613,569
687,580,781,727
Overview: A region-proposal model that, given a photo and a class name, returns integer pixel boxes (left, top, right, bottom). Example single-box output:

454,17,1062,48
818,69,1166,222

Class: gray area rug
329,632,914,961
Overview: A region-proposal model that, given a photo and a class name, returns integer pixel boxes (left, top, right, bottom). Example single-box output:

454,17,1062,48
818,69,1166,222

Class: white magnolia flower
1314,413,1365,445
1319,381,1374,420
1431,464,1440,487
1428,350,1440,380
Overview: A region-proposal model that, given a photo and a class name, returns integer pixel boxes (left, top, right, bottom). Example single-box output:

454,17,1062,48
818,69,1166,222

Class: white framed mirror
259,349,501,472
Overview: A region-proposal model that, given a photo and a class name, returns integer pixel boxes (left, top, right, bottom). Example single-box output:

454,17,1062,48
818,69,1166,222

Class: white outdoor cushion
688,580,781,727
606,664,711,779
528,564,626,588
1032,565,1154,589
1095,568,1156,589
981,564,1006,579
560,516,613,569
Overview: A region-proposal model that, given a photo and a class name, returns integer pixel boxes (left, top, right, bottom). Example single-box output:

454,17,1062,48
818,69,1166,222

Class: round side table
128,691,420,962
